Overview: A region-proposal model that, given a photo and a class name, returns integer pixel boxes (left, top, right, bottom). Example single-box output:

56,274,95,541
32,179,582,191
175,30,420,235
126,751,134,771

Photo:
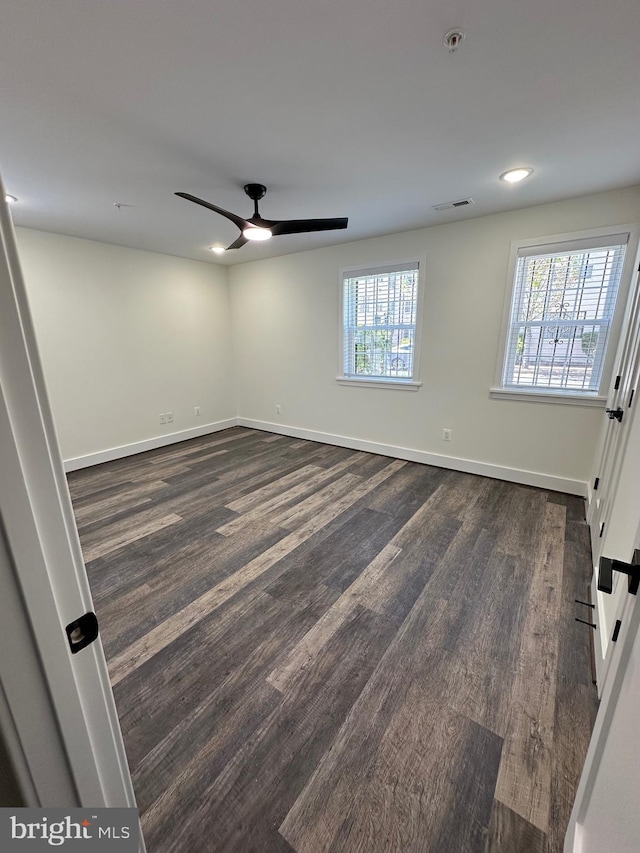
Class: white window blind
503,236,628,393
342,263,419,381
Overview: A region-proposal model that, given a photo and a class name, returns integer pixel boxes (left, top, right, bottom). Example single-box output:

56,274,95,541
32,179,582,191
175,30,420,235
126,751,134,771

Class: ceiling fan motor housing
244,183,267,201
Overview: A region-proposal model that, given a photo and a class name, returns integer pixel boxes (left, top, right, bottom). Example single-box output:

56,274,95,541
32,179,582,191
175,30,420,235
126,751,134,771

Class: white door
565,529,640,853
565,321,640,851
0,178,140,836
588,264,640,690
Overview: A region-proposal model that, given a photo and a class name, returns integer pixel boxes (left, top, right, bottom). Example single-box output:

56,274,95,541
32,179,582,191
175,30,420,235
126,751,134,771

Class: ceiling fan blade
226,234,248,250
268,217,348,236
175,192,248,231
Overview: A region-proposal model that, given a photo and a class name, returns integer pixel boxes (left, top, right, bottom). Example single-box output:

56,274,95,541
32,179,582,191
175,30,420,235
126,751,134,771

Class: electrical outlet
442,428,452,441
275,404,281,415
159,413,167,425
194,406,200,416
166,412,174,424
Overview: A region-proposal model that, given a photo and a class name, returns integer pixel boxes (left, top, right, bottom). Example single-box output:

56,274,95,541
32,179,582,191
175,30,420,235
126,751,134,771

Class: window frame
337,257,426,390
492,225,640,407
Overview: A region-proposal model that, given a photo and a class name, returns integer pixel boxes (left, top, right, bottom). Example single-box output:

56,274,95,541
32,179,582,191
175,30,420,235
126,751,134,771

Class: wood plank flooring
67,427,599,853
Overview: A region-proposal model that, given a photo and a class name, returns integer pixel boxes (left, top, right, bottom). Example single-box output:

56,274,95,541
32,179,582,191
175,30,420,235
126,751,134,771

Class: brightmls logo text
1,809,139,851
11,815,92,845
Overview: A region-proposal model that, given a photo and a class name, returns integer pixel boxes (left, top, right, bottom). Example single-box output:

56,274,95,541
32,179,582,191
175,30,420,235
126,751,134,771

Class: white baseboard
238,417,588,497
63,418,240,472
64,414,588,496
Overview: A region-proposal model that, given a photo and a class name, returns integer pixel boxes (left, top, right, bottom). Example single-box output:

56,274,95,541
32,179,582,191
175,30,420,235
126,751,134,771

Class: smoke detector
443,29,466,53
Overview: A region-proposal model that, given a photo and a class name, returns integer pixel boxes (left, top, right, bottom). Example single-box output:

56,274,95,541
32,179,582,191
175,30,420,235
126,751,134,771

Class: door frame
0,181,139,825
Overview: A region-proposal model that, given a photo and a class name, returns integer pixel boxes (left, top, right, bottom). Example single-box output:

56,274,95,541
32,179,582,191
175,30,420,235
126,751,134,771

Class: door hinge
629,389,635,407
65,612,99,654
600,522,606,538
612,619,622,642
614,375,621,390
593,476,600,490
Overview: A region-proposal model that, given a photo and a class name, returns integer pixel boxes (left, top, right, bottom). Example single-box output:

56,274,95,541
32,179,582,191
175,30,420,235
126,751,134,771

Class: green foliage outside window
581,330,599,361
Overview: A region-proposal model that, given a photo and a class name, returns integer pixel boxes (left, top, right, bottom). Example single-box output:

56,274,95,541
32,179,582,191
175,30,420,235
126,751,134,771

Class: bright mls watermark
0,809,139,851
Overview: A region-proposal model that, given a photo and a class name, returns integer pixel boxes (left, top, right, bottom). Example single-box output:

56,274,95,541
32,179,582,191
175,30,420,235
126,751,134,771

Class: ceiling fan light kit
176,183,348,251
243,225,272,241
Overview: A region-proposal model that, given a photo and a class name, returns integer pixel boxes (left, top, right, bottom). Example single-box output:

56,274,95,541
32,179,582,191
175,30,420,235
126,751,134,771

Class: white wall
229,187,640,491
14,187,640,488
15,229,235,463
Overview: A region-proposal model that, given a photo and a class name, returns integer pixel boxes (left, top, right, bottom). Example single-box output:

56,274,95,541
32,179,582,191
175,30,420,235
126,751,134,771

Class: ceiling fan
175,183,348,251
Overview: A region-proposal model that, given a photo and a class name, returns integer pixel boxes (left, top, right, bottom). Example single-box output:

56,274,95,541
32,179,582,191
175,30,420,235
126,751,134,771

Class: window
498,232,629,399
340,262,421,388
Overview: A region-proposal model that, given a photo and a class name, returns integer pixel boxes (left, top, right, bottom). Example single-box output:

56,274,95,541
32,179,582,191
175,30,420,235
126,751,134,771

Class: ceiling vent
432,198,475,212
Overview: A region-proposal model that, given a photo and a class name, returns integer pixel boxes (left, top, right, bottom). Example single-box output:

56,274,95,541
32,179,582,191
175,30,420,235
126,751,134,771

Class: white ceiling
2,0,639,265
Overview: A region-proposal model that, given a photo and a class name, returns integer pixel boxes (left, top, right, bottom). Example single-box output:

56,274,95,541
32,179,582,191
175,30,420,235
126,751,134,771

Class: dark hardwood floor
67,427,599,852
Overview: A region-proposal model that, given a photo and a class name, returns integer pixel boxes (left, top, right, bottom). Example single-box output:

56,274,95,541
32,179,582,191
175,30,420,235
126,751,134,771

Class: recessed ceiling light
5,194,17,204
500,168,533,183
242,226,272,242
209,245,226,254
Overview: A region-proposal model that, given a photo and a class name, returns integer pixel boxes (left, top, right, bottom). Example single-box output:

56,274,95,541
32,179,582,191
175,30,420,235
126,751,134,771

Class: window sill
337,376,422,391
489,387,607,407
